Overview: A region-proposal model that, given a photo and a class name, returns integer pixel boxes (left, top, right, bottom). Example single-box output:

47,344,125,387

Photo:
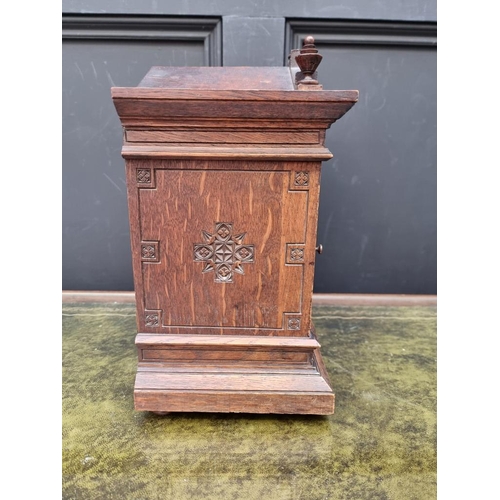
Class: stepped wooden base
133,329,334,415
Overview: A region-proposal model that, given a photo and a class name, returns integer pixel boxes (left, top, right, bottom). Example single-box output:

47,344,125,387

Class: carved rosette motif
290,248,304,261
289,170,310,191
140,241,159,262
288,318,301,330
294,171,309,187
145,313,159,327
142,245,155,258
144,309,162,328
137,169,151,184
286,243,306,264
194,223,255,283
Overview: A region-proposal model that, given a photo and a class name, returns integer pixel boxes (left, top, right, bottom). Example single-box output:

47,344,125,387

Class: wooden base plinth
133,331,334,415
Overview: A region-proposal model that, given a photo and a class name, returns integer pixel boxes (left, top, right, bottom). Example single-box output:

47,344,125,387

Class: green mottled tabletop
62,302,436,500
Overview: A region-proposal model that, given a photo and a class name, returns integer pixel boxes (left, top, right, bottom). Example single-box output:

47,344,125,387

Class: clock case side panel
127,159,322,338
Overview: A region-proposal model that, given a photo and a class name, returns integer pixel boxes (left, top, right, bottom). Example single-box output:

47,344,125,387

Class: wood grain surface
128,161,320,337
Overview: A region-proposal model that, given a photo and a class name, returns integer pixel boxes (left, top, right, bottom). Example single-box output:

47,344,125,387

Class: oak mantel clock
112,37,358,414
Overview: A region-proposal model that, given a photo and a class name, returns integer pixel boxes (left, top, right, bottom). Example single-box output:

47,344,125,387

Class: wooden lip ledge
111,87,359,102
120,145,333,160
136,333,320,350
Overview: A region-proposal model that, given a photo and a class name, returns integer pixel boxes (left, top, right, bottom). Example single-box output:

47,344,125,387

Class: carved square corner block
286,244,306,264
144,310,162,328
289,170,310,190
141,241,160,263
286,316,302,331
136,168,156,188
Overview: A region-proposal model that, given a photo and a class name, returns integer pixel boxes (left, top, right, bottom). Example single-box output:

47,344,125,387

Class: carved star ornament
193,222,255,283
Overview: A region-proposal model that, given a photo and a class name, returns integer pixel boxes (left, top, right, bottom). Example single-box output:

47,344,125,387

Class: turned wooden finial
295,36,323,86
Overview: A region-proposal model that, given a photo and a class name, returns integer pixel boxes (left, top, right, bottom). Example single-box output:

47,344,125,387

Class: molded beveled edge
111,86,358,126
135,333,321,350
121,145,333,160
111,87,359,102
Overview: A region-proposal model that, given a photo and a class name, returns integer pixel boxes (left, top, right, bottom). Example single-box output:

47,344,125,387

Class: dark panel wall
287,22,436,293
62,17,221,290
62,3,436,294
63,0,437,22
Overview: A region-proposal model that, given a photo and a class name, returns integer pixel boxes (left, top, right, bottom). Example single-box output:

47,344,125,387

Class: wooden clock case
111,38,358,414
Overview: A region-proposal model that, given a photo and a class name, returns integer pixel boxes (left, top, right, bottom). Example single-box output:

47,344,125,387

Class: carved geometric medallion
194,222,255,283
294,171,309,187
286,243,305,264
141,241,159,263
137,169,151,184
145,313,159,327
144,309,162,329
289,170,310,191
290,248,304,261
